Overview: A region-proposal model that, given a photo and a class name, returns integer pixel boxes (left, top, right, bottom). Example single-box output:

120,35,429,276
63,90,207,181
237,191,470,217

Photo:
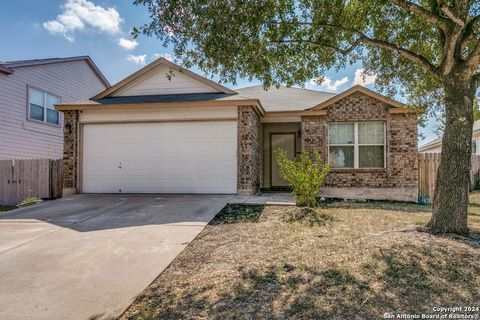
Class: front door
270,133,296,188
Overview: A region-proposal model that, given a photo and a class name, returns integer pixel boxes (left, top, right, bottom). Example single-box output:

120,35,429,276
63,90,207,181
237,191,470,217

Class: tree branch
461,15,480,48
267,21,441,78
440,4,465,27
360,35,441,77
465,40,480,71
390,0,449,30
441,32,462,76
270,38,362,55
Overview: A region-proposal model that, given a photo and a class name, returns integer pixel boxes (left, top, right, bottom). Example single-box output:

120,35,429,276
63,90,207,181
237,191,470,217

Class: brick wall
302,92,418,193
237,106,262,195
62,110,79,195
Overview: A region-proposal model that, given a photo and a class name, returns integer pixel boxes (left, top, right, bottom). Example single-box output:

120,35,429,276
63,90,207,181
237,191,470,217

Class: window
473,139,477,155
328,121,385,169
28,88,60,125
328,123,355,168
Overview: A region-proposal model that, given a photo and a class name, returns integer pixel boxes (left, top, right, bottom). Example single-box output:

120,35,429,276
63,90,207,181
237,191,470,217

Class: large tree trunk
426,73,476,235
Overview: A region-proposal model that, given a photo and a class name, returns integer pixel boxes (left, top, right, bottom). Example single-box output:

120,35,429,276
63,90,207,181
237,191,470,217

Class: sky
0,0,438,143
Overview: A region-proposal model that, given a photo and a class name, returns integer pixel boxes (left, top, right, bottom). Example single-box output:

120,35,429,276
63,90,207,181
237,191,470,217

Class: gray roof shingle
236,85,336,112
93,93,241,104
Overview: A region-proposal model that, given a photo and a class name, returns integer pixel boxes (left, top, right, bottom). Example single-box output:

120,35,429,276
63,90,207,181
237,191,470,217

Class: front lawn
122,202,480,319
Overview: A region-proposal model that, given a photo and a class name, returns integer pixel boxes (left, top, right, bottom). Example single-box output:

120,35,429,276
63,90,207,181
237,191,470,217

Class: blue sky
1,0,438,142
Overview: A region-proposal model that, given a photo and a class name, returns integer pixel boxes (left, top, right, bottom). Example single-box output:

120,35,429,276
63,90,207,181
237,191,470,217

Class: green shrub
275,149,330,207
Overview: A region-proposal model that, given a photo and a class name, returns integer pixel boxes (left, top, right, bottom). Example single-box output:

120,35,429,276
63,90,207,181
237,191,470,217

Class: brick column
62,110,79,196
388,113,419,189
237,106,262,195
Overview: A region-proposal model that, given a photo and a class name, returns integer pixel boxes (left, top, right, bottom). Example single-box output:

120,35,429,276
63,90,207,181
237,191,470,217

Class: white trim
327,121,386,169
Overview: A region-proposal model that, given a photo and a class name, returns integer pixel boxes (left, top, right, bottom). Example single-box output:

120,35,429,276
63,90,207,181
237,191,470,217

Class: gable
309,85,406,111
325,92,390,121
112,64,220,97
93,58,236,99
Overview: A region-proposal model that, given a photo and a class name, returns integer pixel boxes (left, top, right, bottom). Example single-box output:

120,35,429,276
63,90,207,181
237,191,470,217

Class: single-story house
0,56,109,159
55,58,418,202
419,120,480,154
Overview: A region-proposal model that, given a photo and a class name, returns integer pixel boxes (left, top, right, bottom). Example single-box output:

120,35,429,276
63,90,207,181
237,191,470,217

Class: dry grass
121,202,480,320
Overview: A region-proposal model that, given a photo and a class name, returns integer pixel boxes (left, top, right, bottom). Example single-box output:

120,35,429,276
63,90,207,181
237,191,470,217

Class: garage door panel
82,121,237,194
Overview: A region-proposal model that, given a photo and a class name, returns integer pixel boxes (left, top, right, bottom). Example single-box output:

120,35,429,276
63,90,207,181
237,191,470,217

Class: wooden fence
0,159,63,206
418,153,480,202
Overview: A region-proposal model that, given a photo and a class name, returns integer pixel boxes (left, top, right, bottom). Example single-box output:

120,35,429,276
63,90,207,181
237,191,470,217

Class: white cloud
127,54,147,65
43,20,75,42
118,37,138,50
308,76,349,92
152,53,173,61
353,68,377,86
163,25,174,37
43,0,122,42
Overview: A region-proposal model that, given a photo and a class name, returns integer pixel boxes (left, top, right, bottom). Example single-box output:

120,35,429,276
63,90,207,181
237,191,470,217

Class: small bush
275,149,330,207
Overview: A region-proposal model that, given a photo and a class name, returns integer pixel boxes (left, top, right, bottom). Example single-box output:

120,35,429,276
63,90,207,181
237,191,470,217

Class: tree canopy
133,0,479,108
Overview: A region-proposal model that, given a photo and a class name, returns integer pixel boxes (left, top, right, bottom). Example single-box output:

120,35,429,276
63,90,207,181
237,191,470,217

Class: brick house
56,58,418,202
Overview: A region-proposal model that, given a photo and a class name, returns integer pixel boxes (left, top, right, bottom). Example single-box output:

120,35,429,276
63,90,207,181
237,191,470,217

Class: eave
55,98,266,116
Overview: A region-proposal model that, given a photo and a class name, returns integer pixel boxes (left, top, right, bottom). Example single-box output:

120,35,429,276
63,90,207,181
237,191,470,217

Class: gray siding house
0,56,109,159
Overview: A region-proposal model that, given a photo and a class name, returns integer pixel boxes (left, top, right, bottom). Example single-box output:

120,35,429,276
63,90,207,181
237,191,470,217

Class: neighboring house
418,120,480,154
0,56,109,160
56,58,418,201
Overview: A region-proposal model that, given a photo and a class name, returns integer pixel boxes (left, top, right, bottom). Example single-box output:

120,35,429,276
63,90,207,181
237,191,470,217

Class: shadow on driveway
0,193,232,232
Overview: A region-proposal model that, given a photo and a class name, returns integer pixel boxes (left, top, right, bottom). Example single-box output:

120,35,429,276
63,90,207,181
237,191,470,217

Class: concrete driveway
0,194,232,320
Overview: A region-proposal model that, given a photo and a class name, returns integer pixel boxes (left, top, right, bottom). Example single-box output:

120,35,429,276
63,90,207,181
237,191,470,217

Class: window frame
328,121,386,169
327,122,355,169
26,85,61,127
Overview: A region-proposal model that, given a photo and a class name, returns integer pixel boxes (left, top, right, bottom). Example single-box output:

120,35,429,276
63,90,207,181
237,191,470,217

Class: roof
89,93,242,105
92,58,236,99
54,60,408,117
55,92,265,115
309,85,406,110
236,85,335,112
418,137,442,151
0,65,13,74
0,56,110,87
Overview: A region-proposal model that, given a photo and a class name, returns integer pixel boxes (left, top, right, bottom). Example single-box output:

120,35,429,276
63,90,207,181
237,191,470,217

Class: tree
133,0,480,235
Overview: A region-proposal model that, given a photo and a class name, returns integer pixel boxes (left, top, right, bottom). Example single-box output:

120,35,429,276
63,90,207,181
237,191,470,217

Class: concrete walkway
0,194,233,320
229,192,295,205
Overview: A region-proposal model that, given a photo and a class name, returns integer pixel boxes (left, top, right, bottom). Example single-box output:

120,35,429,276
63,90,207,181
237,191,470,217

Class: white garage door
82,121,237,194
